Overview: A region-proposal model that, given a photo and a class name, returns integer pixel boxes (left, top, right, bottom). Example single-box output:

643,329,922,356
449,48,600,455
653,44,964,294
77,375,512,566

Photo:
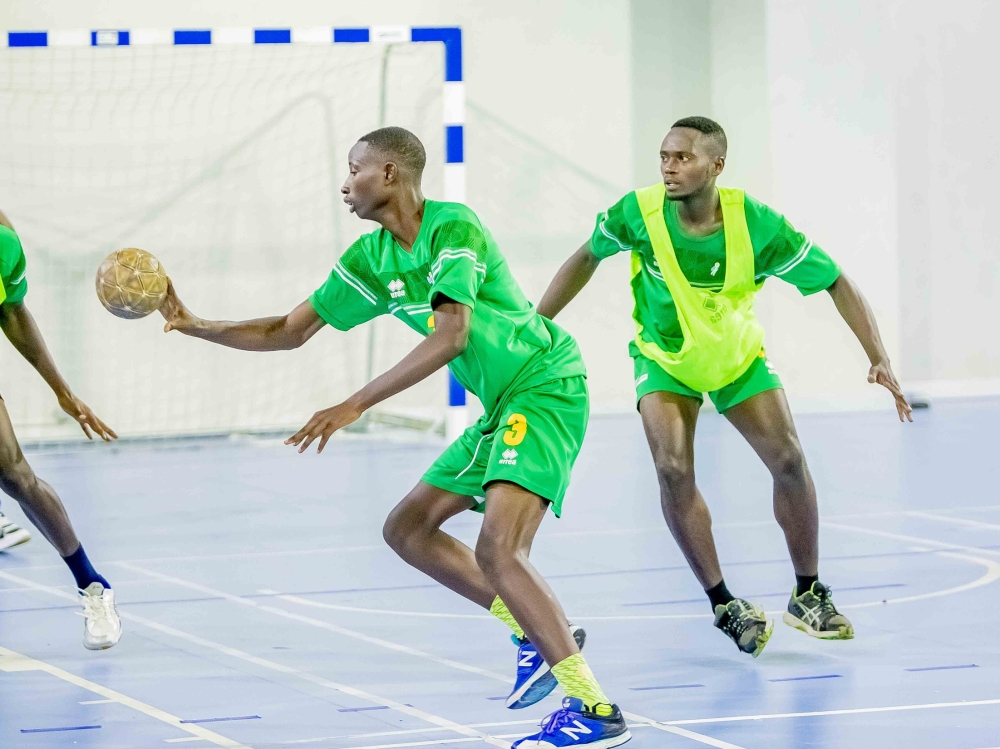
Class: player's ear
712,156,726,176
384,161,398,184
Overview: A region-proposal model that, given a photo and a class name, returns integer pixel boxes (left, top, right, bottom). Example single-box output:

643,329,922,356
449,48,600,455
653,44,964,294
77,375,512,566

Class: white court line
114,566,740,748
166,738,212,744
0,568,510,749
116,563,508,683
836,551,1000,610
906,511,1000,532
0,646,249,748
273,592,492,620
823,522,1000,557
664,697,1000,726
79,698,116,704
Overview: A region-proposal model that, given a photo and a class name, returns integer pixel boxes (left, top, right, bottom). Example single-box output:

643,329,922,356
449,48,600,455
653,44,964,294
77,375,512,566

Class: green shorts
634,349,782,413
422,375,589,517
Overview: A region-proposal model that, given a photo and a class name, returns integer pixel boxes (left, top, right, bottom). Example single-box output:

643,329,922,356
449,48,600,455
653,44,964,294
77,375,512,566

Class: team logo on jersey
710,262,721,276
388,279,406,298
499,448,518,465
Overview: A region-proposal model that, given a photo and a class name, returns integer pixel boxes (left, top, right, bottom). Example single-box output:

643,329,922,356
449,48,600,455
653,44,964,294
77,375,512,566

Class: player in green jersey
157,127,631,748
538,116,911,657
0,209,121,650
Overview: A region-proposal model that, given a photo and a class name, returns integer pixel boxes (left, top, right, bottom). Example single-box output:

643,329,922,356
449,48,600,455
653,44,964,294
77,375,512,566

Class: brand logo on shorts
499,448,518,465
388,279,406,298
710,261,721,277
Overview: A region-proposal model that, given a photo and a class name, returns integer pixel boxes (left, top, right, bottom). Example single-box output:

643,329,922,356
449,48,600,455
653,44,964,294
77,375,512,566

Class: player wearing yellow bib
158,128,630,748
539,117,911,656
0,209,121,650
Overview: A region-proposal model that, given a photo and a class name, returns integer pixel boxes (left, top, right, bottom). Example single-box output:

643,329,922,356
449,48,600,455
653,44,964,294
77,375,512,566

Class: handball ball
95,248,168,320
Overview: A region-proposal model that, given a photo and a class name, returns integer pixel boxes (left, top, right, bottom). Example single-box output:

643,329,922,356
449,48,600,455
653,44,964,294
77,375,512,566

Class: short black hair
671,116,727,157
358,126,427,176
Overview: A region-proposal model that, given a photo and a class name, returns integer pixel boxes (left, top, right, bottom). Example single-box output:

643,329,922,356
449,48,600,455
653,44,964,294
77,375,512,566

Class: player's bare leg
382,482,495,607
0,398,121,648
475,482,577,664
383,480,567,618
724,388,853,638
0,399,79,555
640,389,772,656
639,391,723,586
723,388,818,577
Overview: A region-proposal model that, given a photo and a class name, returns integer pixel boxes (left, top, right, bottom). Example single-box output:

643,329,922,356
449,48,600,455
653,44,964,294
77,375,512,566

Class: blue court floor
1,398,999,749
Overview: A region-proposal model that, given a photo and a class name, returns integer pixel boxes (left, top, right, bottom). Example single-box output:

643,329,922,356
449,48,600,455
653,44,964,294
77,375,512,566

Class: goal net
0,39,446,440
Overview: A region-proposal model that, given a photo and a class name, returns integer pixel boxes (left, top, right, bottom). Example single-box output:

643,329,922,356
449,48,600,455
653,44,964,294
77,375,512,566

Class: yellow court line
0,645,251,748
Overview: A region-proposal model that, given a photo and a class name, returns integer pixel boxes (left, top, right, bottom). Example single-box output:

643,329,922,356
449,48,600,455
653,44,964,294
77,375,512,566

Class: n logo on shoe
561,720,593,740
518,652,535,668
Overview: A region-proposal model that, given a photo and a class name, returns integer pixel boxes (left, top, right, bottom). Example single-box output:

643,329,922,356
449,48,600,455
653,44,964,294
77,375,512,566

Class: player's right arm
159,281,326,351
536,241,601,319
536,198,632,319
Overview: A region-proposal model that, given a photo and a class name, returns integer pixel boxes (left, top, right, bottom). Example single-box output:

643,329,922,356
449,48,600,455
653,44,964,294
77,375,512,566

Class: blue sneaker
512,697,631,748
506,625,587,709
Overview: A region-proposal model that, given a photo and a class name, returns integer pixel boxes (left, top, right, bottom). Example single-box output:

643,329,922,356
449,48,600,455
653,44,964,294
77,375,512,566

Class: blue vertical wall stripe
254,29,291,44
333,28,370,43
8,32,47,47
173,30,212,45
449,373,467,407
119,31,130,46
445,126,464,164
410,27,462,81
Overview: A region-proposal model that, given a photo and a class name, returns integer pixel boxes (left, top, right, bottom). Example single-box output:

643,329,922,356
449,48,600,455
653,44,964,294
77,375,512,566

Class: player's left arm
0,301,117,440
827,274,912,422
286,298,471,453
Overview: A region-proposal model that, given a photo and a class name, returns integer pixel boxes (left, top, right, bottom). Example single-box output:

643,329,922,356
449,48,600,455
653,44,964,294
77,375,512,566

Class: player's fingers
298,433,317,454
79,420,94,440
317,430,334,453
284,431,304,446
99,419,118,440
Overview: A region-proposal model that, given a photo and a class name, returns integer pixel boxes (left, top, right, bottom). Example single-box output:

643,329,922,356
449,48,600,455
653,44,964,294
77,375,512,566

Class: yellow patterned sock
551,653,613,715
489,596,525,640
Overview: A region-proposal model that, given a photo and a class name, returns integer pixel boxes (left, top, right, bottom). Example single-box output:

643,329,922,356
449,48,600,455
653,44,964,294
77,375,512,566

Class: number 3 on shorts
503,413,528,446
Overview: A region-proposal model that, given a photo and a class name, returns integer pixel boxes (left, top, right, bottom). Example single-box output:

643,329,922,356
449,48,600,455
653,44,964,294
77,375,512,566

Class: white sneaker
0,511,31,551
80,582,122,650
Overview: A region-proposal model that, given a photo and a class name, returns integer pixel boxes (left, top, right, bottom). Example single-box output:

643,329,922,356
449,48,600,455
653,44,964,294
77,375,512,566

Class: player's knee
653,451,694,496
769,442,807,485
0,452,37,500
474,530,512,576
382,503,417,554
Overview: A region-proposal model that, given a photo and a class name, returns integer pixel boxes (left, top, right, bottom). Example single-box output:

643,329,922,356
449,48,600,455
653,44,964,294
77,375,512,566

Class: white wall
895,0,1000,386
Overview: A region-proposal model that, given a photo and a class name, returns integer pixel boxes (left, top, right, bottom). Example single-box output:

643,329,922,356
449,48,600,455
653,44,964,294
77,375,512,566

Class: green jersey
311,200,586,416
591,191,841,355
0,225,29,306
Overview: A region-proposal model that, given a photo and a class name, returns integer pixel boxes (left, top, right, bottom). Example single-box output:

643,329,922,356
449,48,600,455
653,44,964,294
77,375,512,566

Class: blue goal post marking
5,23,469,411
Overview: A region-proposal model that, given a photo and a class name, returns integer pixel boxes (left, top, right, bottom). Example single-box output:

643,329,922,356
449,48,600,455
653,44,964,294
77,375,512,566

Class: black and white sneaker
0,512,30,551
784,582,854,640
714,598,773,657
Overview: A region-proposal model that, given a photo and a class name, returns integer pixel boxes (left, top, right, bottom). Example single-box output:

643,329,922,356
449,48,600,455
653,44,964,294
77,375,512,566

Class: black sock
705,580,735,611
795,574,819,596
62,545,111,591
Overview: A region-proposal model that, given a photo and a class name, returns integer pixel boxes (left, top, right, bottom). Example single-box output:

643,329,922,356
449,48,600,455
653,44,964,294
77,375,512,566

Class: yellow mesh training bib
631,183,765,393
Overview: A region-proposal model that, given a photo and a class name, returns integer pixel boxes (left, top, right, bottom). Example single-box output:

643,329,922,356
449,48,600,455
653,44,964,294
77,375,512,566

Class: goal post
1,24,469,441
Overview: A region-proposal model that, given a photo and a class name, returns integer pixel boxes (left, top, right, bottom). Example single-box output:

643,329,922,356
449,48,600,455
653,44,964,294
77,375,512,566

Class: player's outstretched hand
868,360,913,423
160,278,196,333
286,401,363,454
58,392,118,441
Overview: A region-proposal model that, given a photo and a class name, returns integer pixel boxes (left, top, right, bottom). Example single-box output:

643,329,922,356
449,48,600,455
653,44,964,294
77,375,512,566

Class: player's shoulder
0,224,25,264
741,191,785,226
426,200,484,229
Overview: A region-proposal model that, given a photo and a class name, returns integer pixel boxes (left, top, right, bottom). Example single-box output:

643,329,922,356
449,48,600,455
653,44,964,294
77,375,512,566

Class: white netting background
0,42,444,439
